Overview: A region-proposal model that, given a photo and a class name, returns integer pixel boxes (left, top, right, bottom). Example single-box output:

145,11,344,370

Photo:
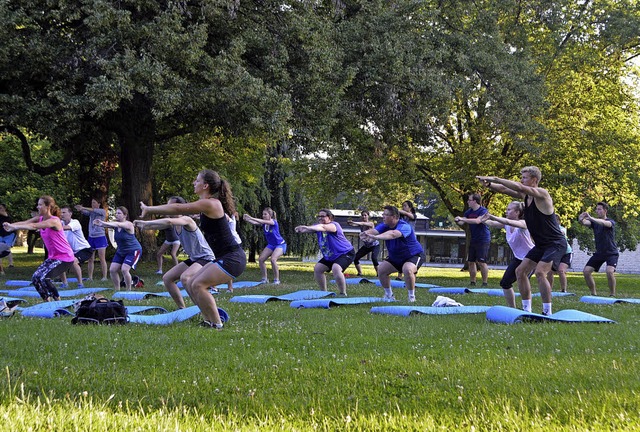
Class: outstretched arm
141,199,223,220
3,216,54,232
488,213,527,229
243,214,275,226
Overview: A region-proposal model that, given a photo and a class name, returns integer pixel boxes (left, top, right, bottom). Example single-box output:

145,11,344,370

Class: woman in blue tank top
243,207,286,285
94,206,142,291
141,169,245,329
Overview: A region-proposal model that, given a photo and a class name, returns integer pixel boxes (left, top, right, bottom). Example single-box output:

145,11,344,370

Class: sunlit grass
1,249,639,430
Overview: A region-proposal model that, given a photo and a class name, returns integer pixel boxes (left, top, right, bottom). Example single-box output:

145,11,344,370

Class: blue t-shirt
316,222,353,260
464,206,491,243
113,227,142,253
264,220,286,247
592,219,618,255
375,219,423,262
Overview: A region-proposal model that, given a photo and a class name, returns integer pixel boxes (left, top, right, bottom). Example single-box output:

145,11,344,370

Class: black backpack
71,297,128,325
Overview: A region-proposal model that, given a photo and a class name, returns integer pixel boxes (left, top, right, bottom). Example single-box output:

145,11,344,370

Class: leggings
354,244,380,267
32,259,73,300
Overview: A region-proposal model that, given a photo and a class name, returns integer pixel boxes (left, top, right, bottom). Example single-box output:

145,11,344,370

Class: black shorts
213,247,246,278
318,249,356,272
184,257,213,267
585,252,619,272
386,252,426,273
75,248,93,264
468,242,490,263
525,241,566,272
559,252,572,267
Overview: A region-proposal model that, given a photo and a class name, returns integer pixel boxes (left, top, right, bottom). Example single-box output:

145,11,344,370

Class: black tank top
523,195,565,247
199,213,240,257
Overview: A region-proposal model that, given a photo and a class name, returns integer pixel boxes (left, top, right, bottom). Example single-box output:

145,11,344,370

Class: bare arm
579,212,612,228
243,214,275,226
454,216,484,225
295,222,337,234
4,216,57,232
140,198,223,219
477,176,525,199
398,209,416,220
488,214,527,229
134,216,196,231
95,219,135,234
348,220,374,228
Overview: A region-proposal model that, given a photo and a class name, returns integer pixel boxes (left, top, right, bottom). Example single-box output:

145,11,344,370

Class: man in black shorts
477,166,567,315
579,202,619,296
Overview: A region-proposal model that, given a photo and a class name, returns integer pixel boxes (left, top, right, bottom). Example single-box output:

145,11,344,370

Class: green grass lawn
1,247,639,431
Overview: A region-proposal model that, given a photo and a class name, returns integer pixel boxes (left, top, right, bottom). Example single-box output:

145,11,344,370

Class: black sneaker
469,281,476,287
481,282,488,287
199,320,223,329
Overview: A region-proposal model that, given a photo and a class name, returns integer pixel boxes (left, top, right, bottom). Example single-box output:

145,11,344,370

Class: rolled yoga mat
485,305,615,324
230,290,336,304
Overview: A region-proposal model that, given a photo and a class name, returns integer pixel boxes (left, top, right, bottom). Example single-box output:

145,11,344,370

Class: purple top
316,222,353,260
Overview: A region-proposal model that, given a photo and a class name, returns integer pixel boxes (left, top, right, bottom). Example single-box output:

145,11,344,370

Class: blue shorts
468,242,490,263
88,236,109,250
112,249,142,268
266,243,287,254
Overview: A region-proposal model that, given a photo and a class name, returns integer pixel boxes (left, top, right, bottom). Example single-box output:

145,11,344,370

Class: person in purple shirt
454,193,491,287
361,206,425,302
295,209,355,296
243,207,287,285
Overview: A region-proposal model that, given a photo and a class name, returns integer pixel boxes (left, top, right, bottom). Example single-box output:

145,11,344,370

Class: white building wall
569,239,640,274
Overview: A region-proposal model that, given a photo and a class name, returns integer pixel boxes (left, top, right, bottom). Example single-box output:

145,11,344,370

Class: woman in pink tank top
3,196,75,301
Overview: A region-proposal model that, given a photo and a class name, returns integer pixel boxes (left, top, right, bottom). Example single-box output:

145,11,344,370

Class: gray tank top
176,225,215,261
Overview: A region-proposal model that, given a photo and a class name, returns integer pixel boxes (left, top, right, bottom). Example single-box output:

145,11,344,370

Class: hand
479,213,491,222
133,220,146,228
295,225,307,233
93,219,103,226
139,201,149,218
3,222,14,232
74,204,83,211
243,214,251,221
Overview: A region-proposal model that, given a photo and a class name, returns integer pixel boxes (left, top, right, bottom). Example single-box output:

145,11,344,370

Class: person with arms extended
579,202,619,296
0,203,16,273
141,170,246,329
4,196,75,301
547,214,572,293
94,206,142,291
154,198,183,275
480,202,534,308
454,193,490,287
295,209,355,296
59,206,92,288
75,196,109,281
243,207,286,284
361,206,426,302
135,196,215,309
477,166,567,315
348,210,380,277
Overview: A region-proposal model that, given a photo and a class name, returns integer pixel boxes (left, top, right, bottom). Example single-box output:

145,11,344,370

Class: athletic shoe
273,280,281,285
337,293,348,297
259,279,269,284
155,270,163,275
481,282,488,287
408,295,416,303
77,283,84,289
383,294,396,302
59,283,68,289
199,320,224,329
469,281,476,287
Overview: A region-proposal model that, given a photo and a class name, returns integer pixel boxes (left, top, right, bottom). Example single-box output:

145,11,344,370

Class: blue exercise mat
291,297,389,309
1,287,110,298
156,281,184,288
215,281,262,289
370,305,491,316
21,308,74,318
485,305,615,324
580,296,640,305
18,299,77,312
5,280,32,287
128,306,229,325
112,290,189,300
429,287,495,295
230,290,336,304
0,297,27,307
339,278,440,289
125,305,169,314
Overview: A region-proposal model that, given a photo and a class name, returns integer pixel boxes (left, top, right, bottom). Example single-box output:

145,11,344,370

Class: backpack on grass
71,295,128,325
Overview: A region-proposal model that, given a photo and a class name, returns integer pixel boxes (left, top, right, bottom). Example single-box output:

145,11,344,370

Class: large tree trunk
114,95,157,261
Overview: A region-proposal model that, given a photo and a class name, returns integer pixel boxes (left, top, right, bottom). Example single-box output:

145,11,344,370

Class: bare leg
121,264,134,291
332,263,347,295
503,288,516,308
557,263,568,292
98,248,108,280
583,266,597,295
478,262,489,284
164,262,190,308
258,247,273,281
314,262,329,291
270,247,285,281
88,250,96,280
109,263,122,291
185,262,231,325
170,243,180,267
156,243,170,273
468,261,477,284
606,265,616,296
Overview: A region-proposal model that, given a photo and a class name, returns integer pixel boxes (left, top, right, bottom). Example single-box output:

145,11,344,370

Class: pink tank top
39,216,75,262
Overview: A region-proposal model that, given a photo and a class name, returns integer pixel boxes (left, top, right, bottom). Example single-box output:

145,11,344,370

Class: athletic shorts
266,243,287,254
184,257,213,267
112,249,142,268
468,242,490,263
318,249,356,272
525,241,566,272
212,247,246,278
585,252,619,272
560,252,573,267
386,252,427,273
75,248,93,264
88,236,108,250
163,240,181,246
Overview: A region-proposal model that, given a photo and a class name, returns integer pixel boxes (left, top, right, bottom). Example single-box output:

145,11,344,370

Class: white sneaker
273,279,281,285
408,295,416,303
383,294,396,302
259,279,269,284
155,270,163,275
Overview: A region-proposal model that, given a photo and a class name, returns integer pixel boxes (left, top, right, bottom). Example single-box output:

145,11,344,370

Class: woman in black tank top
140,170,246,329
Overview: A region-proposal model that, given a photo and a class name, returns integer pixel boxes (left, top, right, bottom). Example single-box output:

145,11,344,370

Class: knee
583,268,593,277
